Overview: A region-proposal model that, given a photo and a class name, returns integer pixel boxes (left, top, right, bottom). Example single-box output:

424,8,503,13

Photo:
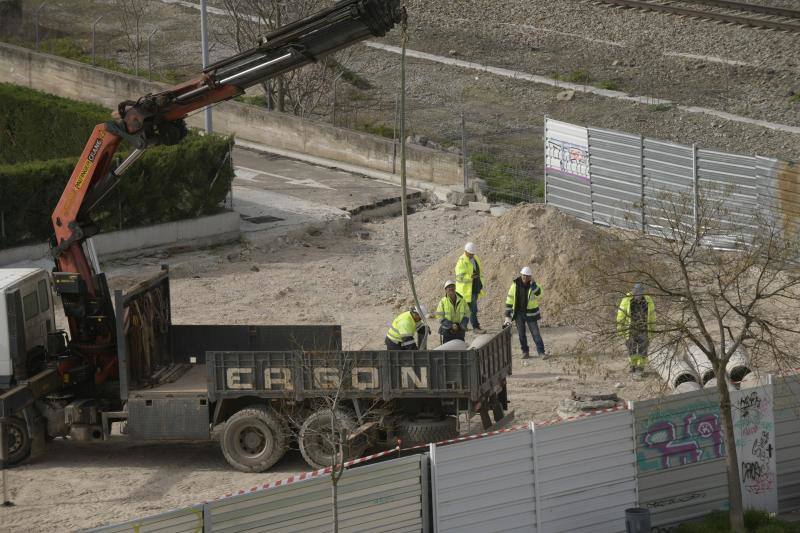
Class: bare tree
282,350,380,533
218,0,360,116
580,183,800,531
114,0,151,75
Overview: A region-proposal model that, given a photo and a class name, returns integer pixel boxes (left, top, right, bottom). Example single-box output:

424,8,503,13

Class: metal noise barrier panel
587,127,643,229
633,389,728,528
207,454,429,533
432,427,537,533
535,410,637,533
545,118,592,222
757,156,800,242
86,505,205,533
642,138,695,240
771,374,800,514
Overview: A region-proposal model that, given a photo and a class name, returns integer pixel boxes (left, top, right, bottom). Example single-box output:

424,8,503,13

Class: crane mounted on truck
0,0,514,474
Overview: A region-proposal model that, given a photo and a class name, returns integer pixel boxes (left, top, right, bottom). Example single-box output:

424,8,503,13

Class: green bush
0,134,233,248
0,83,110,165
675,510,800,533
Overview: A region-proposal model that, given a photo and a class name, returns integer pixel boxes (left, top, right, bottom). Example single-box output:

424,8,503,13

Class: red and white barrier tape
204,445,401,503
536,403,628,428
204,404,629,504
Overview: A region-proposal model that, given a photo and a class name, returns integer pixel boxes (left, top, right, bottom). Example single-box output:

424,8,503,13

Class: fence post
147,27,158,81
92,15,103,65
0,211,5,241
640,135,646,233
693,143,699,242
530,421,541,531
588,129,595,224
392,93,399,174
543,116,548,205
461,112,468,192
34,1,48,49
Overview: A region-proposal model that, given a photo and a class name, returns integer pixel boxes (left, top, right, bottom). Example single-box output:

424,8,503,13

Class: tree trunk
718,375,745,532
277,76,286,112
331,475,339,533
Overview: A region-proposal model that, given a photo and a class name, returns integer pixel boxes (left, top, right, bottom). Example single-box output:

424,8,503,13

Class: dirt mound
414,204,626,327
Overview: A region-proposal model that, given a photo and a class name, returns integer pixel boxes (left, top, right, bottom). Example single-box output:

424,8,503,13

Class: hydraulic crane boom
49,0,404,386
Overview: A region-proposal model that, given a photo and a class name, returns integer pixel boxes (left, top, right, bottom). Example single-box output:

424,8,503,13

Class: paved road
231,147,418,234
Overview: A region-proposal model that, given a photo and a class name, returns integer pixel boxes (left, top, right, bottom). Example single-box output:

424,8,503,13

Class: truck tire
221,406,288,473
299,408,366,469
3,416,31,466
396,416,458,447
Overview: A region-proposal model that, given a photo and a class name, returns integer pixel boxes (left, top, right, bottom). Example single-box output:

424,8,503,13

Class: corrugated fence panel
536,410,637,533
207,454,427,533
772,375,800,514
588,128,643,229
86,505,205,533
545,118,591,222
697,149,758,248
757,156,800,242
432,428,536,533
633,390,728,528
643,138,695,239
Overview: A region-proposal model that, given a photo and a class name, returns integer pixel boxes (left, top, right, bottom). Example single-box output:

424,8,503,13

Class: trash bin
625,507,651,533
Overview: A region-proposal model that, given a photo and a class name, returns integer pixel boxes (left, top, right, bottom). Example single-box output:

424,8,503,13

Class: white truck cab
0,268,56,389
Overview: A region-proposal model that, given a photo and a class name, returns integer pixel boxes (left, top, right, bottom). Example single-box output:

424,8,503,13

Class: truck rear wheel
221,406,288,473
3,416,31,466
397,416,458,447
299,408,366,469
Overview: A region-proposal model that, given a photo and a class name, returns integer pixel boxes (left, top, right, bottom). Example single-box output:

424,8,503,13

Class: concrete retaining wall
0,211,240,266
0,42,462,185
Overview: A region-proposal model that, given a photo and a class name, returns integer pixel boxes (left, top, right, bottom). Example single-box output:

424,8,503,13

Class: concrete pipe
686,345,716,385
726,346,752,382
738,371,766,390
703,377,735,391
468,334,495,350
434,339,469,351
671,381,702,396
648,347,698,390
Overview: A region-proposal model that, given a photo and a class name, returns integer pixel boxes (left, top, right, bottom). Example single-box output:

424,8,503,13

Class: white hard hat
444,280,456,289
412,305,428,317
520,266,532,276
464,242,477,254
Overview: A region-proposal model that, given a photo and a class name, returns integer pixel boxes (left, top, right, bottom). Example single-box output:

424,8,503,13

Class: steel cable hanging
398,8,429,349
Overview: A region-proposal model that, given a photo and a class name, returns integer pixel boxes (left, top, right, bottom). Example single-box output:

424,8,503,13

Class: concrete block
490,206,510,217
469,201,492,212
446,191,476,206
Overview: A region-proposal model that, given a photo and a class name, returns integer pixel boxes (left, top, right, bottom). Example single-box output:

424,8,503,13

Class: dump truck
0,0,514,472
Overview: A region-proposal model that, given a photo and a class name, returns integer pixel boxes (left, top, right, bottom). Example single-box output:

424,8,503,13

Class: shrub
0,83,110,165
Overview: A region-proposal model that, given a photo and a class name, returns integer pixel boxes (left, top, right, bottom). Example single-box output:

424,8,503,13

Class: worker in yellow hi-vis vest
455,241,486,333
386,305,429,350
616,283,656,374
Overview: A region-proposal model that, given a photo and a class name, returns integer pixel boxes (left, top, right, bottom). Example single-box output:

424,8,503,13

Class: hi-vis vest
616,293,656,339
387,311,419,347
434,293,468,326
505,280,542,319
455,254,485,303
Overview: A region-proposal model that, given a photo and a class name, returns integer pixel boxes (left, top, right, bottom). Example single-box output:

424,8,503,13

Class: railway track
592,0,800,33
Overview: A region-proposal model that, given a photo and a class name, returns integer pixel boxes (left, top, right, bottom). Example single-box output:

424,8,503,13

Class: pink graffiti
642,413,723,470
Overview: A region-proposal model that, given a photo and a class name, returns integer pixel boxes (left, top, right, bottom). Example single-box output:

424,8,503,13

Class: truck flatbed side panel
170,324,342,364
206,328,512,403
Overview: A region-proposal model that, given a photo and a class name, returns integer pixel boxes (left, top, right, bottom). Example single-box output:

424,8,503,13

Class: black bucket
625,507,651,533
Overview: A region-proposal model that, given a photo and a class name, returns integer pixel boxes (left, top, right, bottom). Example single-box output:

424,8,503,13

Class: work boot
629,366,637,373
521,352,531,360
473,326,485,334
540,352,549,361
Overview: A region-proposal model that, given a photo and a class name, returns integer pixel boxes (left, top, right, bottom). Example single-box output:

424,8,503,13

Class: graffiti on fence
646,490,707,509
545,139,589,181
637,402,724,471
732,386,777,512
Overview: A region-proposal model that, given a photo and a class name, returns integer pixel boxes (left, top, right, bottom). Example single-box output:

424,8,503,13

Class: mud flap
22,405,46,459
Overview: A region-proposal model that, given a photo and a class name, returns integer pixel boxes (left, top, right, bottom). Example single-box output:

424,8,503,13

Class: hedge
0,134,234,248
0,83,111,165
0,84,234,249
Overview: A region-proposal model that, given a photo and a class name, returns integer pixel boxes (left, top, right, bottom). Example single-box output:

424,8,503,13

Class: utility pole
200,0,213,133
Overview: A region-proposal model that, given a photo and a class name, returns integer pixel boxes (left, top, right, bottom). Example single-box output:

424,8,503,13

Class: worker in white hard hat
455,241,486,333
386,305,429,350
616,283,656,374
504,266,546,360
432,280,470,343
